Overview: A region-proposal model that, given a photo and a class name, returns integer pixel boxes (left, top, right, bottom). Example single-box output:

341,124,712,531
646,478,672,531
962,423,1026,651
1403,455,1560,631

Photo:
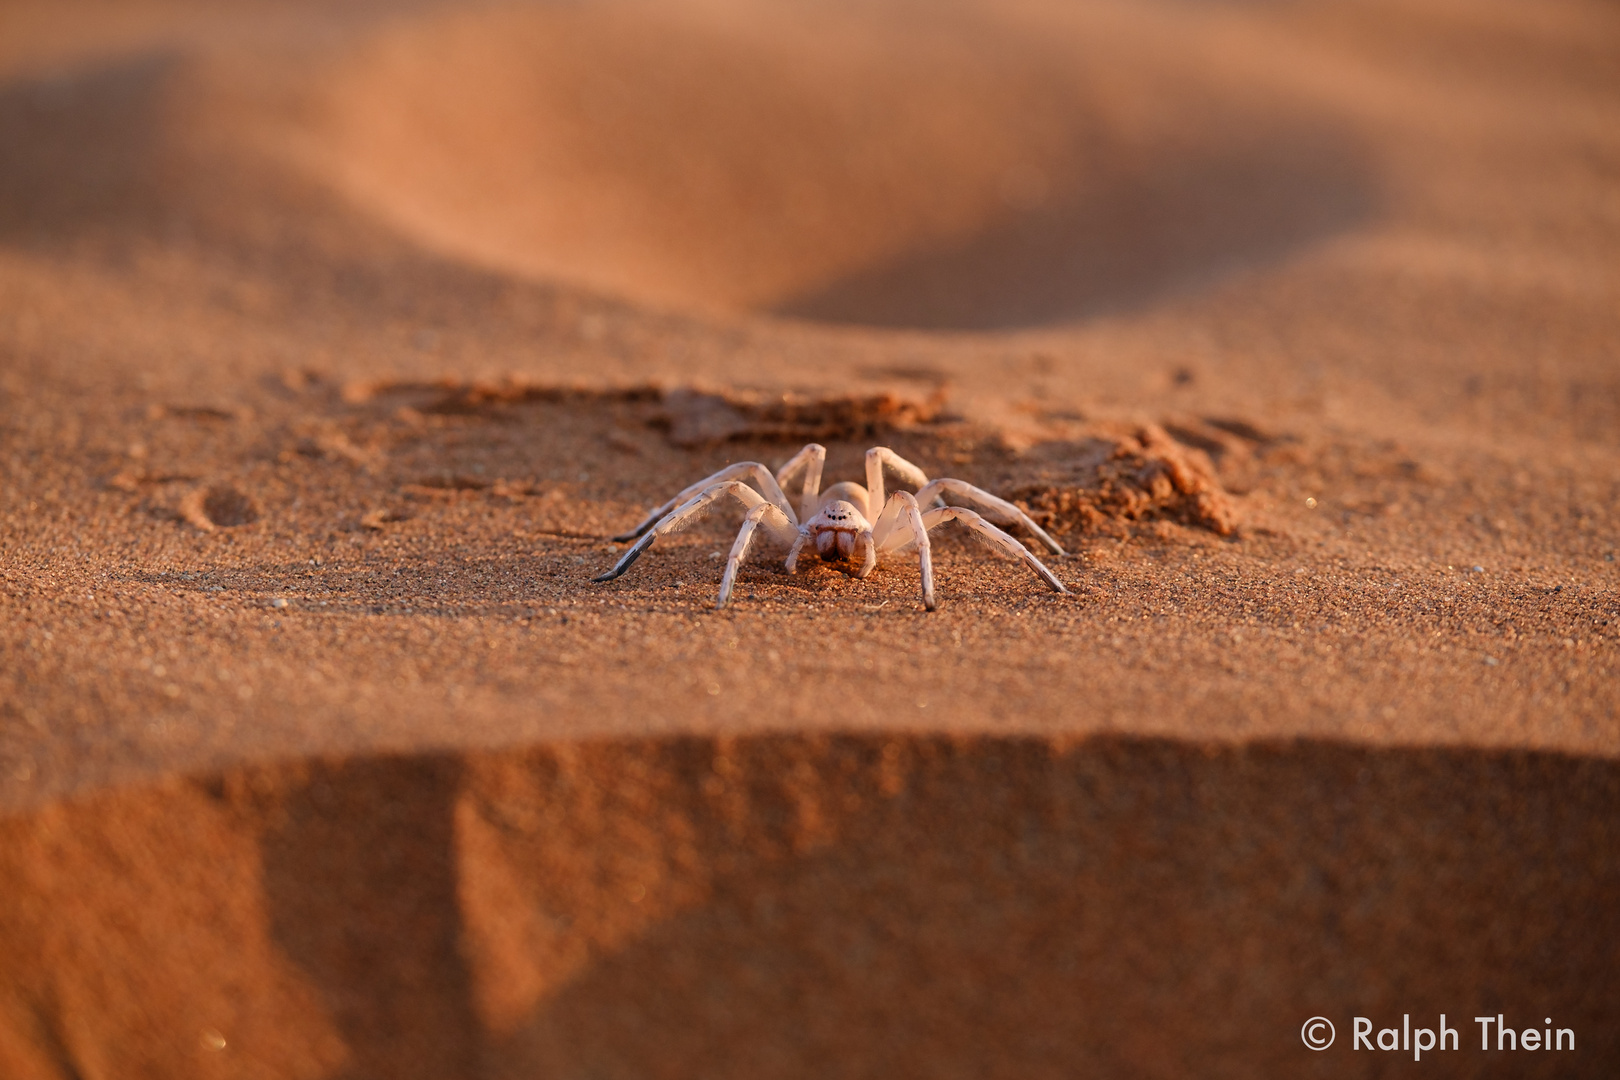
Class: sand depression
280,0,1373,328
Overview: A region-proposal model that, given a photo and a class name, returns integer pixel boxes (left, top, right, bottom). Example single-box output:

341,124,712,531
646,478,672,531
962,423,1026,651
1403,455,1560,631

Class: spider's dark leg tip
594,549,646,583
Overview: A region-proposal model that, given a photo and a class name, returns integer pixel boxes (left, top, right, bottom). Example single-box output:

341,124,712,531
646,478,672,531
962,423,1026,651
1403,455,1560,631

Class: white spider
593,443,1067,610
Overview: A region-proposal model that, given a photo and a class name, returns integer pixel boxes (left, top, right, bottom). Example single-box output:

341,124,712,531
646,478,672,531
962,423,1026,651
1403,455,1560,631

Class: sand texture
1,0,1618,1076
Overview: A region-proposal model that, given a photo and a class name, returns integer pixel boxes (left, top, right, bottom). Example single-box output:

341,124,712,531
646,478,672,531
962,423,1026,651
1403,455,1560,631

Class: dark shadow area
775,123,1377,331
0,54,184,247
0,735,1614,1078
474,736,1619,1079
258,756,480,1080
0,53,581,336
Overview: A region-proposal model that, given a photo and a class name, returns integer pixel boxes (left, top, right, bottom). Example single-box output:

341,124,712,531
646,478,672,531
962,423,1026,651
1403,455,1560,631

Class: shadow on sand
0,734,1614,1078
774,122,1376,332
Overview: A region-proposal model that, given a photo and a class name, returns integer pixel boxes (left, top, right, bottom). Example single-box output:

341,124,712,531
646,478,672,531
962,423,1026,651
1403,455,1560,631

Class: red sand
1,0,1617,1076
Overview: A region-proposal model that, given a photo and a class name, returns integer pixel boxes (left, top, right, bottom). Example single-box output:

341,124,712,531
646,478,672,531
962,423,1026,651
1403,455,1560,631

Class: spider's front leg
611,462,795,542
784,530,811,574
593,480,793,584
913,506,1067,595
718,501,799,608
914,478,1065,556
774,443,826,523
873,495,1065,609
864,447,931,515
871,490,936,610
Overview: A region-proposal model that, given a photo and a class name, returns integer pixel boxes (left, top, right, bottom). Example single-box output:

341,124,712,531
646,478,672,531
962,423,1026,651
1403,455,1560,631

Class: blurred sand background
1,0,1617,1076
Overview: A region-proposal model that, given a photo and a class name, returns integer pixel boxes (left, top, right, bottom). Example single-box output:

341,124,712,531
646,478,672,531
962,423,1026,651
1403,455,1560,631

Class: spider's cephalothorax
808,499,867,561
592,443,1067,611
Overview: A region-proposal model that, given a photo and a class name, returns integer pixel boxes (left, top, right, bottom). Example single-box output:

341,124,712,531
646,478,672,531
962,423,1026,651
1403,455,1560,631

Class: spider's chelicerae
593,443,1068,610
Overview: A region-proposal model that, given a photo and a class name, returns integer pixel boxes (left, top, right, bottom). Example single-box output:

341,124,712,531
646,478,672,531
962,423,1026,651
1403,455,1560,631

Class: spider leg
906,493,937,609
784,529,811,573
869,489,911,547
914,478,1065,556
866,490,936,609
612,462,796,542
593,481,795,582
718,502,788,608
864,447,932,517
889,505,1066,597
774,443,826,522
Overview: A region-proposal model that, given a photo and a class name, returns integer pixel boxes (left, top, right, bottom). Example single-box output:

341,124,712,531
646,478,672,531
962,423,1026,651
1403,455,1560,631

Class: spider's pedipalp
854,529,877,579
915,478,1066,556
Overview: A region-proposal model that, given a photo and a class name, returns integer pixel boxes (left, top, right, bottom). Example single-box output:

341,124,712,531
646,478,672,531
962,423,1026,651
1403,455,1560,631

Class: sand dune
279,0,1381,323
1,0,1618,1075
